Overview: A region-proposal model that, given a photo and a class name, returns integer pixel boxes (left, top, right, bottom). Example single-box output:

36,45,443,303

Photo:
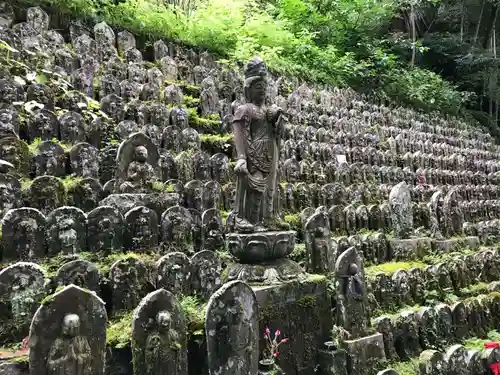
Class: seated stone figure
120,145,156,193
115,133,160,194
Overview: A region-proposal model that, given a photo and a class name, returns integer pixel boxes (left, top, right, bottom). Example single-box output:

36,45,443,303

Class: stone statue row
0,204,224,262
6,279,260,375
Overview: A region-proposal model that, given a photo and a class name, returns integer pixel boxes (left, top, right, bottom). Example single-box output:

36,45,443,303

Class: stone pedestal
432,236,480,252
344,333,386,375
390,237,432,260
227,230,296,262
226,230,305,284
255,275,332,375
227,258,305,284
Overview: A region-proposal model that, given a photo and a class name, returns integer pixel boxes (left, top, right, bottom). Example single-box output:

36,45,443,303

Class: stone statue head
156,310,171,331
170,107,188,128
244,57,267,105
58,217,77,248
348,263,358,276
135,145,148,162
62,313,81,337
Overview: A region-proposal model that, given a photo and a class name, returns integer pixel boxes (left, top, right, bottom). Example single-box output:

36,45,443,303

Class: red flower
265,327,270,335
275,330,281,336
273,351,278,357
280,338,289,343
489,363,500,375
21,337,29,350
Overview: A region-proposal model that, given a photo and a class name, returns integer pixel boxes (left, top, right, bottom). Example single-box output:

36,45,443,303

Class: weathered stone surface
46,206,87,256
344,333,385,375
205,281,259,375
28,285,107,375
0,262,47,345
55,259,100,292
389,182,413,239
109,256,150,312
131,289,187,375
2,207,46,261
100,192,178,219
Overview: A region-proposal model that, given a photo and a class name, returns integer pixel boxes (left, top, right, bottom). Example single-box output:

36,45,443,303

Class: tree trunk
473,0,485,47
482,3,498,50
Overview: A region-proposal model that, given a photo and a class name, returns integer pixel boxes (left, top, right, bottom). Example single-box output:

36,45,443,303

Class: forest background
15,0,500,133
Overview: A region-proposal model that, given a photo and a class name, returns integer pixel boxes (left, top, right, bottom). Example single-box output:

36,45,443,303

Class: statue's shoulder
233,103,253,120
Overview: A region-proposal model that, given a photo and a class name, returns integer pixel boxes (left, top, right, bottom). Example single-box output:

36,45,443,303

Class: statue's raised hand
234,158,248,175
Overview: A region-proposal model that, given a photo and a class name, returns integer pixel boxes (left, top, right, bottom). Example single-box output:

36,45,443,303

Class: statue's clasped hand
234,158,248,175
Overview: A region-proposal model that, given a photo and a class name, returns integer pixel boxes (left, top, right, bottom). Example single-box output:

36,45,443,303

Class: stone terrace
1,4,500,375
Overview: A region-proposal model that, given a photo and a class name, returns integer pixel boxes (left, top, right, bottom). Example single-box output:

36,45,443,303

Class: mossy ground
365,261,427,277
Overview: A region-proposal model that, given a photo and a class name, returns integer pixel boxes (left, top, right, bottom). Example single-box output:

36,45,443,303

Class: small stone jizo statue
120,145,156,193
47,313,92,375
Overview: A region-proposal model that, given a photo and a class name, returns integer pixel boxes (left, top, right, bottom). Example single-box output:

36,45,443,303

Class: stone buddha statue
145,311,180,375
47,314,91,375
58,217,78,254
120,145,156,193
232,57,287,233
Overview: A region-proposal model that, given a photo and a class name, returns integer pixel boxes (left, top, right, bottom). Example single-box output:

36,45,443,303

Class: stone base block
226,230,296,263
255,275,332,375
432,236,480,252
344,333,386,375
390,237,432,260
227,258,306,285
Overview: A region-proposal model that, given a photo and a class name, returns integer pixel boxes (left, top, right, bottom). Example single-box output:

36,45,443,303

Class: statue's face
156,311,171,329
62,314,80,337
135,146,148,162
348,263,358,275
250,79,267,103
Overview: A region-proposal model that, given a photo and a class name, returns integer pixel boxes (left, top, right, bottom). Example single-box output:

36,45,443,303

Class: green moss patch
365,261,426,277
107,311,133,348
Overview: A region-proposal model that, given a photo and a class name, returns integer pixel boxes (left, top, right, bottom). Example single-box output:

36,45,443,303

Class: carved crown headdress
245,56,268,79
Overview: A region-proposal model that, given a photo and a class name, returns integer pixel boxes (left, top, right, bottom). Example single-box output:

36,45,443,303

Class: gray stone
335,247,367,337
46,206,87,256
205,281,259,375
87,206,124,254
28,285,107,375
55,259,100,292
109,257,149,312
160,205,194,254
131,289,187,375
28,175,65,214
191,250,223,300
124,206,159,251
389,182,413,239
2,207,46,261
0,262,47,344
156,252,192,295
344,333,385,375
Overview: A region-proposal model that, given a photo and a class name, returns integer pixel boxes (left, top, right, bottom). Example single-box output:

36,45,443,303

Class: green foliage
464,330,500,351
365,261,426,276
107,311,133,348
179,295,206,334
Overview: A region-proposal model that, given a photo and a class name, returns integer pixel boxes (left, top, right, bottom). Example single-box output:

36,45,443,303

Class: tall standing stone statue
231,56,284,233
29,285,107,375
225,57,302,284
